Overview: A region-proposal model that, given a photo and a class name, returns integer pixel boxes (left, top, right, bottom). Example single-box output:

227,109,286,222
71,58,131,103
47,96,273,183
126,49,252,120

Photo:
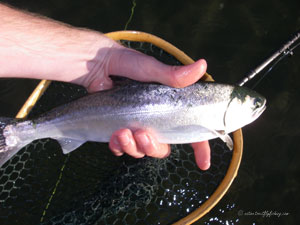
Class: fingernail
118,133,130,147
202,160,211,170
137,133,150,149
113,136,121,149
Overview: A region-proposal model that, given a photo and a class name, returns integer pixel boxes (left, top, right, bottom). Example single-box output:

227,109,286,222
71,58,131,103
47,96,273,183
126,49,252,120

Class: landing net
0,40,234,225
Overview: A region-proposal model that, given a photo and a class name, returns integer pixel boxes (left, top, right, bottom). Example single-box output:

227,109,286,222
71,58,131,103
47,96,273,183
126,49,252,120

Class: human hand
0,3,209,169
85,39,210,170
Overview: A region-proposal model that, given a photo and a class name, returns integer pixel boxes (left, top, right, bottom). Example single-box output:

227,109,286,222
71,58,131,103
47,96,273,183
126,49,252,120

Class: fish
0,81,266,167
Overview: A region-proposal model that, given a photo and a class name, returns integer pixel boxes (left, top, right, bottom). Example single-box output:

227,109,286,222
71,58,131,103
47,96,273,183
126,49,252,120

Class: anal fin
56,138,85,154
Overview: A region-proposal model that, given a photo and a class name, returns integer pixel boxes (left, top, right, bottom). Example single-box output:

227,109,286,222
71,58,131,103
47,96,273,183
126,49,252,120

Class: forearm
0,4,115,85
0,3,208,93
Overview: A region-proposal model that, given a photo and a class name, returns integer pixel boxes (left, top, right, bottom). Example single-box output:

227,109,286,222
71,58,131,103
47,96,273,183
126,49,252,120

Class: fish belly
53,107,221,145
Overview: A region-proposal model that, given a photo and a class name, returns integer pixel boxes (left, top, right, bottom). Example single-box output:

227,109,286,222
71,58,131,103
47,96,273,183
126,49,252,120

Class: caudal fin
0,117,22,168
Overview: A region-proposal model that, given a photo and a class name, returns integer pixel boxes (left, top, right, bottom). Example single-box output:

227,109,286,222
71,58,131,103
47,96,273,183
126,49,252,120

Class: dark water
0,0,299,224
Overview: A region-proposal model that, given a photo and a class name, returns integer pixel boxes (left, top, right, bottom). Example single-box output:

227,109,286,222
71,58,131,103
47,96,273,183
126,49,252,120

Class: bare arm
0,4,207,91
0,4,115,88
0,3,210,170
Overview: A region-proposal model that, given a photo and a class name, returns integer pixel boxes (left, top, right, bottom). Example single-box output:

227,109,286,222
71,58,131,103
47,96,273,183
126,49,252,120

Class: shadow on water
0,0,300,224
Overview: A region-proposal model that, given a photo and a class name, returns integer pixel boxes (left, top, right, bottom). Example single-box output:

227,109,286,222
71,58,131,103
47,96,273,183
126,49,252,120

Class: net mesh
0,41,232,225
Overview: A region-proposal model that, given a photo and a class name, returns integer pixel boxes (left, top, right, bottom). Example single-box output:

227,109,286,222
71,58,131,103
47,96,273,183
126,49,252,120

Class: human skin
0,3,210,170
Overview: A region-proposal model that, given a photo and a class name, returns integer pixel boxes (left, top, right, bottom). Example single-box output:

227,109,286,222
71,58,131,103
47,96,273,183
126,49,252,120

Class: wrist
69,30,121,90
0,3,121,88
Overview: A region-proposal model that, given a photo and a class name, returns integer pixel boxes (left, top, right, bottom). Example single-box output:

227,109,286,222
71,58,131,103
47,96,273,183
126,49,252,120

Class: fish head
224,86,266,133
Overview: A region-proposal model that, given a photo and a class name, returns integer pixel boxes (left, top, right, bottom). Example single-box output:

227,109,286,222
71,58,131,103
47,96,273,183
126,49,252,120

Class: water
1,0,299,224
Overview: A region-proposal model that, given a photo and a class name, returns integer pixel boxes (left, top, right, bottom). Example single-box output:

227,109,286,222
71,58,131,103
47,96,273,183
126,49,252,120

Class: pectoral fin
213,130,234,150
56,138,85,154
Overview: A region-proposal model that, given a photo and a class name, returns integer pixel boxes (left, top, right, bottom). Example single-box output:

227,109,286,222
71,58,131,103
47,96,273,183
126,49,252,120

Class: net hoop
16,30,243,224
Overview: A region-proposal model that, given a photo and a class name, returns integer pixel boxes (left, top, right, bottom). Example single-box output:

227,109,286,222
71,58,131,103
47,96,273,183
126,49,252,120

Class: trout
0,81,266,167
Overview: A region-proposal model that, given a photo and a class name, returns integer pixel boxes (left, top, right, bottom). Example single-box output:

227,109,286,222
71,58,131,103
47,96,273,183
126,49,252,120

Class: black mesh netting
0,41,233,225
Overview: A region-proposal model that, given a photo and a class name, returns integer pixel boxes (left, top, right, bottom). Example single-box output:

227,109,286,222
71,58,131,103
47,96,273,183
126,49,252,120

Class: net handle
16,30,243,224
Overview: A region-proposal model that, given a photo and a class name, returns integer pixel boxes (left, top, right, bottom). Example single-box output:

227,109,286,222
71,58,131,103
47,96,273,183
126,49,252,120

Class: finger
87,76,113,93
109,46,207,88
109,135,124,156
191,141,211,170
134,130,171,158
161,59,207,88
109,129,145,158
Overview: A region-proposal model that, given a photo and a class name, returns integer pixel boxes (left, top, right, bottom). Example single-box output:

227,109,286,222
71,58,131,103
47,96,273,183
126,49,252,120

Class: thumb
109,47,207,87
160,59,208,87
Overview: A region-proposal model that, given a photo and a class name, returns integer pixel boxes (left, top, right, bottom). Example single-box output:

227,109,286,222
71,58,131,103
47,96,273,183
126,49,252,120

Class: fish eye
253,97,263,109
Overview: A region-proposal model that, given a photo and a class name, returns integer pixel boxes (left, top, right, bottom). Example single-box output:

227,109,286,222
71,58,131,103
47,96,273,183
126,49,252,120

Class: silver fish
0,81,266,167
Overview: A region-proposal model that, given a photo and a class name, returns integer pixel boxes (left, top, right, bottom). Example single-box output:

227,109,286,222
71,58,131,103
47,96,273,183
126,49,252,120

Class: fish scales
35,82,233,122
0,81,266,167
30,82,233,141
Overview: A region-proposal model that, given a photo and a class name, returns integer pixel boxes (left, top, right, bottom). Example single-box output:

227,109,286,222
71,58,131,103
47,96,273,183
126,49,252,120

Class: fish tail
0,117,24,167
